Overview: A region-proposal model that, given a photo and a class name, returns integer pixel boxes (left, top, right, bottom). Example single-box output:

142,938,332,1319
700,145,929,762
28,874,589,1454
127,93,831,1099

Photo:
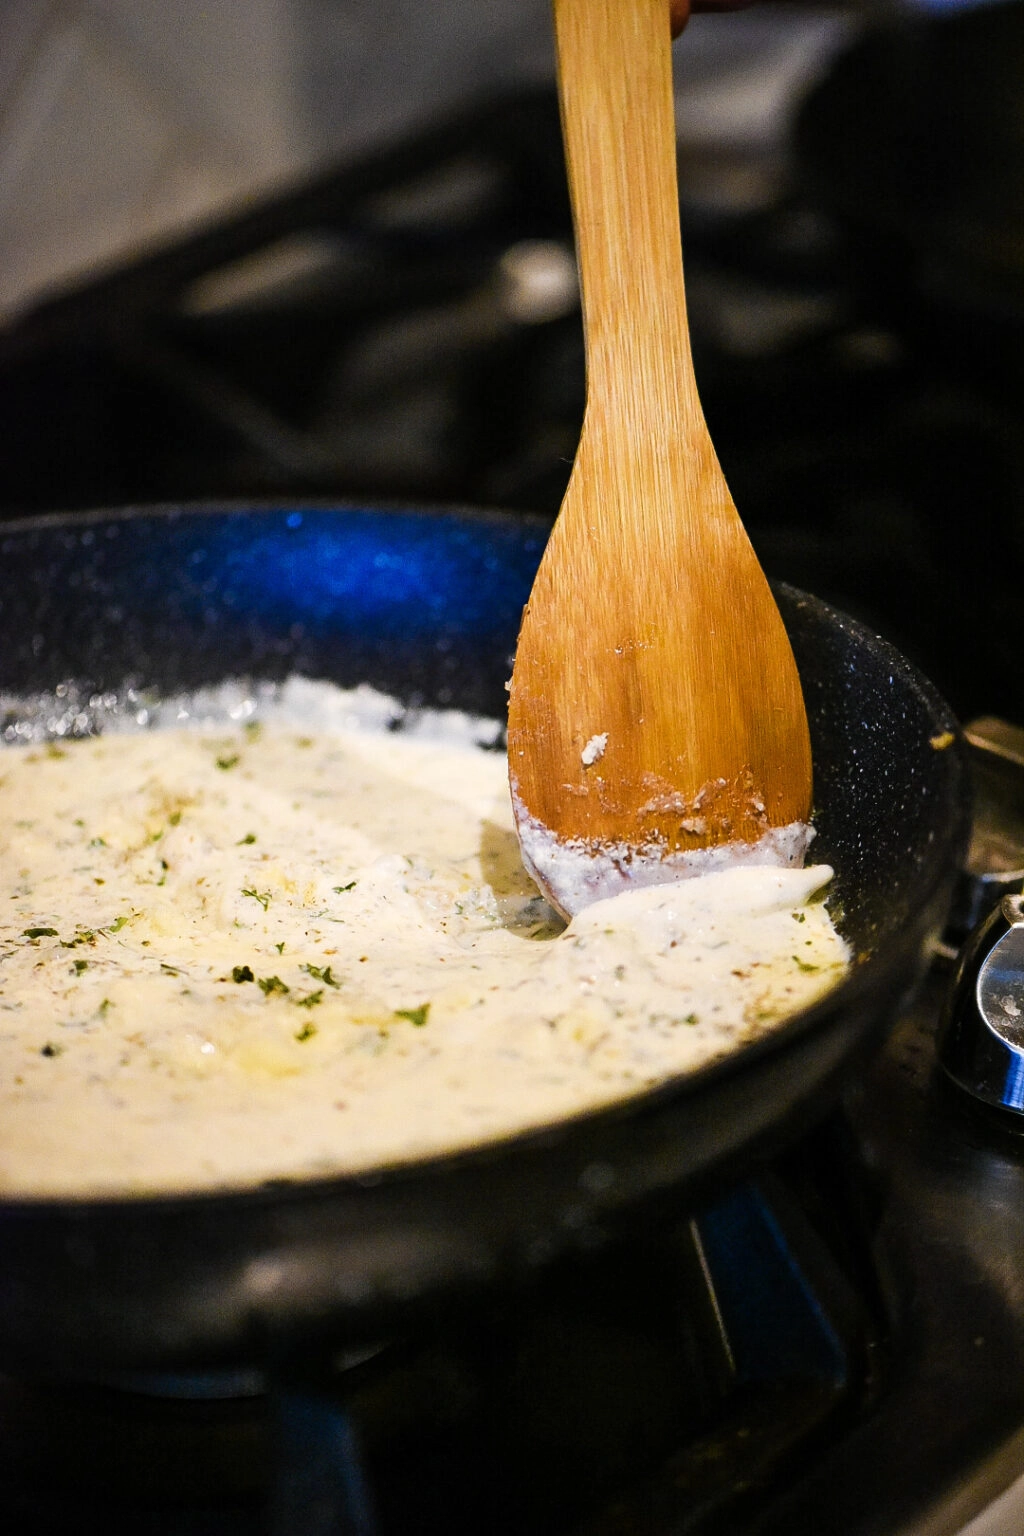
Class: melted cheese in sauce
0,694,849,1197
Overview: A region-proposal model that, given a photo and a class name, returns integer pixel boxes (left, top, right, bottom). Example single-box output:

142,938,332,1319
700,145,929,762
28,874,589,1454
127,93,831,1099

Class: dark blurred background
0,0,1021,721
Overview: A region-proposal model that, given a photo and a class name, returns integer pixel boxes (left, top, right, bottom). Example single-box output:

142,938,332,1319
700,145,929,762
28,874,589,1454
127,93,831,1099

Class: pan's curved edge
0,503,970,1372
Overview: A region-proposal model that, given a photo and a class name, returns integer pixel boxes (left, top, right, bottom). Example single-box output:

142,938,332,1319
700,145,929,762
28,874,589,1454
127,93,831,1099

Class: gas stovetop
0,52,1022,1536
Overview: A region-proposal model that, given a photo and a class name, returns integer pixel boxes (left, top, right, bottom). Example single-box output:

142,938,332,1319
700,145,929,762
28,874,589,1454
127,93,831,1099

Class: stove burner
0,1135,884,1534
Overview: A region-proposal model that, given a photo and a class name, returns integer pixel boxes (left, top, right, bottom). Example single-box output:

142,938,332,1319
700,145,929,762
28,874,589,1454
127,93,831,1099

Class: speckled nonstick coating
0,503,969,1371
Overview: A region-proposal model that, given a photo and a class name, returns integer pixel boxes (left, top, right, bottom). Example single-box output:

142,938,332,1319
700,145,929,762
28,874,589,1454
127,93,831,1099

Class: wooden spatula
507,0,812,917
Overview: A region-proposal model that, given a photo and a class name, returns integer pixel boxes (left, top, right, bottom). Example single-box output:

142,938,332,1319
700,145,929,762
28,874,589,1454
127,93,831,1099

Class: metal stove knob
940,892,1024,1116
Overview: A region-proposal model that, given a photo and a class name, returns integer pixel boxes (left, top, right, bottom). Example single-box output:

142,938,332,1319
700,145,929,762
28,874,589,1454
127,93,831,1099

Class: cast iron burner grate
0,1117,884,1536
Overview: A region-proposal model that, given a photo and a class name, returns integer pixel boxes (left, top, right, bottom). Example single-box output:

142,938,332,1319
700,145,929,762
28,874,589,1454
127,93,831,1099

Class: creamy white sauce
0,682,848,1198
580,732,608,767
511,784,814,918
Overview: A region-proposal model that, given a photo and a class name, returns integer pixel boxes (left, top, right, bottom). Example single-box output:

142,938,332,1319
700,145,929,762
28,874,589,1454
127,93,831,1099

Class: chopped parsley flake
237,833,257,845
61,928,97,948
242,887,271,911
40,1042,64,1057
258,975,289,996
232,965,255,984
108,914,132,933
294,1020,317,1042
216,754,240,771
792,911,806,923
301,963,340,988
395,1003,430,1027
73,959,89,974
333,882,357,893
22,927,58,939
792,956,819,973
295,990,323,1009
275,942,286,954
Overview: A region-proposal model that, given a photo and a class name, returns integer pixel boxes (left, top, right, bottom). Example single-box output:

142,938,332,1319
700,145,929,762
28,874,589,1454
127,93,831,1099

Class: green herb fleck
88,836,107,849
683,1013,699,1025
216,754,240,771
73,959,89,974
395,1003,430,1028
61,928,97,949
244,721,262,741
258,975,289,996
22,926,58,939
168,810,182,827
242,887,271,911
237,832,257,845
232,965,255,984
40,1041,64,1057
792,955,819,973
275,942,286,954
108,914,132,933
295,990,323,1009
301,963,340,988
98,998,112,1016
792,911,806,924
160,962,181,976
333,882,357,893
294,1020,318,1042
46,743,67,760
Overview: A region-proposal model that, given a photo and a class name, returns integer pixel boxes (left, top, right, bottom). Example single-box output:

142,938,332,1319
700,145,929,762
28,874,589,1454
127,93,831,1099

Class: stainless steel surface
949,719,1024,943
940,724,1024,1117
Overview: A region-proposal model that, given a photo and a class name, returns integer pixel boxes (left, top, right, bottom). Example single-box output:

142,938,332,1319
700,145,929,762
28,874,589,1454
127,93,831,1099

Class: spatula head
507,436,814,916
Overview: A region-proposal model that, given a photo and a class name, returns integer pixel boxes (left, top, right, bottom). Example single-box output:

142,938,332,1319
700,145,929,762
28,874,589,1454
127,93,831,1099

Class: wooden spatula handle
554,0,700,428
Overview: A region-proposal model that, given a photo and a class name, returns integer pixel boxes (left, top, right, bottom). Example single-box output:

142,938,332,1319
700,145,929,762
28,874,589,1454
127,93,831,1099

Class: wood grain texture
507,0,812,856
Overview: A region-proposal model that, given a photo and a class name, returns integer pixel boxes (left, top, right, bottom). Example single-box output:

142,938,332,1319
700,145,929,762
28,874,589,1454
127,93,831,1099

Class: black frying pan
0,503,968,1372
